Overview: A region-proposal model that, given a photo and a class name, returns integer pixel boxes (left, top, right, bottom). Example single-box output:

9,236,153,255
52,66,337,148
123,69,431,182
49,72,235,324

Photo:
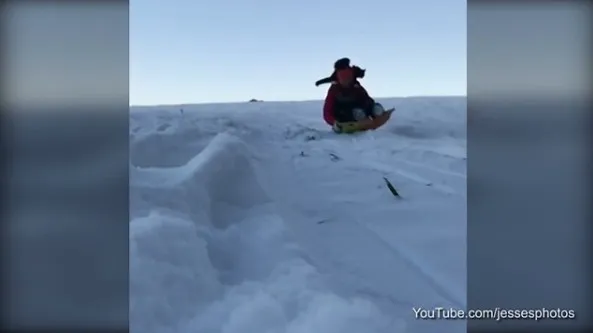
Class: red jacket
323,83,373,125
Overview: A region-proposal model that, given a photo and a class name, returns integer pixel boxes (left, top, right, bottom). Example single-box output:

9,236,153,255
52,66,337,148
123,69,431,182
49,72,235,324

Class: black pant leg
334,108,355,123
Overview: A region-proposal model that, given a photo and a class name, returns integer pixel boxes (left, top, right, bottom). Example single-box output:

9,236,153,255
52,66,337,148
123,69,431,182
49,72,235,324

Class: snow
130,96,467,333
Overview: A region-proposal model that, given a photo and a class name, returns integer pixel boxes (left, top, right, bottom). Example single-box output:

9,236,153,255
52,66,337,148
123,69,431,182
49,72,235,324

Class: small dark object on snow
383,177,401,198
329,153,341,161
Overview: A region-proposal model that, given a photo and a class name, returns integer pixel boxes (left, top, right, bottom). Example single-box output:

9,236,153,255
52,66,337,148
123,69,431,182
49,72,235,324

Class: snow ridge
131,129,404,333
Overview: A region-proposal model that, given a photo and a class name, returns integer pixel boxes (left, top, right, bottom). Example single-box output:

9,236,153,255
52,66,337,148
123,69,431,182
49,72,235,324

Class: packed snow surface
130,97,467,333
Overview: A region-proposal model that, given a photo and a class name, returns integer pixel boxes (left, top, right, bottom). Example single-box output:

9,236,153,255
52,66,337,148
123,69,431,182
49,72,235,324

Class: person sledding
321,63,392,133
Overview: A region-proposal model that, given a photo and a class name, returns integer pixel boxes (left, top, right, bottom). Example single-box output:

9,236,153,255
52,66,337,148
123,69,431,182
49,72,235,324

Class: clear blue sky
130,0,466,105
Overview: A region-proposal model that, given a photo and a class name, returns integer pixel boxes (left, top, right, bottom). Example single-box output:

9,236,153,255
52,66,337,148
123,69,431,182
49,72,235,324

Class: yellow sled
335,108,395,134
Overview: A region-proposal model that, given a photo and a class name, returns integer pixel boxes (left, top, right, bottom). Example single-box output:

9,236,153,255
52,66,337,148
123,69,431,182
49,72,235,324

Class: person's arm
315,76,333,86
323,85,337,125
357,85,375,106
356,85,377,117
315,70,338,86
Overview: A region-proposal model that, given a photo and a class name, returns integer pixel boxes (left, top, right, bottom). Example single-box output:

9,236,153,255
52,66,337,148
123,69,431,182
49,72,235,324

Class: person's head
334,58,351,70
336,67,354,86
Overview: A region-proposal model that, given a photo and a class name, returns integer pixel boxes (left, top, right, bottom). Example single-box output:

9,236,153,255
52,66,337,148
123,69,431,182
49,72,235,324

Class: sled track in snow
252,124,466,332
263,142,466,309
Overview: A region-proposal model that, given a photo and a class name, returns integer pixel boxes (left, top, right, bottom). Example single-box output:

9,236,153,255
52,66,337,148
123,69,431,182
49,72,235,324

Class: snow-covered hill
130,96,467,333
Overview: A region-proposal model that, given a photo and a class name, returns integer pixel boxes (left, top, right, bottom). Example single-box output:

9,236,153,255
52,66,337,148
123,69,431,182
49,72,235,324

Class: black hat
314,58,366,86
334,58,351,70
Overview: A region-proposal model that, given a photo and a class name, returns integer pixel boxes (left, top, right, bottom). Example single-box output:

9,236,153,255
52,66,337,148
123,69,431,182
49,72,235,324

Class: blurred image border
0,0,129,331
467,0,592,332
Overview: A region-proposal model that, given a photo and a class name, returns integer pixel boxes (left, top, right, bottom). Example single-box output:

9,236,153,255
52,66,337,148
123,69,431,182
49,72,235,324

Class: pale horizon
129,93,467,107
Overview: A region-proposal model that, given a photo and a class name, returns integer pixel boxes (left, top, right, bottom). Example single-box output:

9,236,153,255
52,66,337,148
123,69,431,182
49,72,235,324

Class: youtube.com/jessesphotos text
413,307,576,322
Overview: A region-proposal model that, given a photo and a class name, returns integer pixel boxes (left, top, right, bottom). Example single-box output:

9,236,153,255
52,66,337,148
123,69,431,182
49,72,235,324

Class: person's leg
334,108,356,123
371,103,385,116
353,103,384,120
351,108,367,121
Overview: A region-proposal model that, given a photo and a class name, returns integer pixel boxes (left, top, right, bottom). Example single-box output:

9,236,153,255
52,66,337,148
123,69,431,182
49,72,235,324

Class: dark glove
352,66,366,79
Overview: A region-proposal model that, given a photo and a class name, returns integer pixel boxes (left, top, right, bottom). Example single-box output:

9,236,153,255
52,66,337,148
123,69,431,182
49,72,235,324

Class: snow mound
130,130,404,333
130,133,269,227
